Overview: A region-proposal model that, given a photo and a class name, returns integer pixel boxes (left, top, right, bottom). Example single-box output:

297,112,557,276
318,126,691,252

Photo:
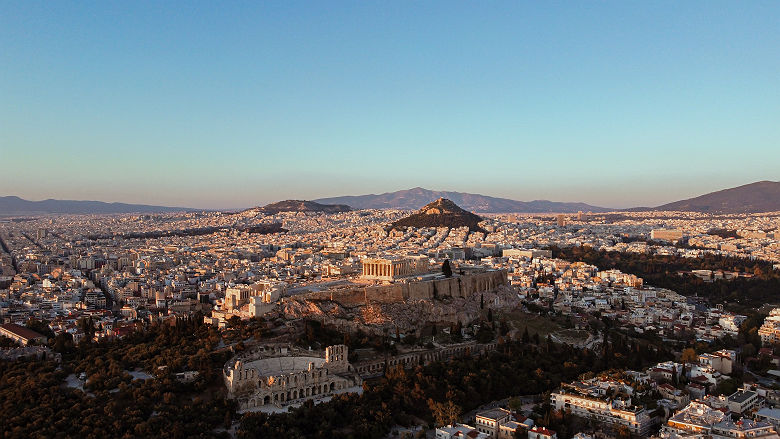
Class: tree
681,348,697,364
428,400,462,427
442,259,453,278
615,425,631,439
508,397,523,412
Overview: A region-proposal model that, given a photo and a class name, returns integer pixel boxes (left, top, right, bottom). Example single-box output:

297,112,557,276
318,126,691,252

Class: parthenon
361,255,429,281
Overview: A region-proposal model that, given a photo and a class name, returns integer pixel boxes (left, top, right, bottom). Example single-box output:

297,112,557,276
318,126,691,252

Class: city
2,192,780,438
2,2,779,439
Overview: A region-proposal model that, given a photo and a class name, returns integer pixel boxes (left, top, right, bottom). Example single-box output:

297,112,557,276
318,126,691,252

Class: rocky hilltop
257,200,351,214
390,198,486,233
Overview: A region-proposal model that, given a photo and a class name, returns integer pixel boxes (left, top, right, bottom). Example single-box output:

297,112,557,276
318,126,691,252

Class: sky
1,1,778,210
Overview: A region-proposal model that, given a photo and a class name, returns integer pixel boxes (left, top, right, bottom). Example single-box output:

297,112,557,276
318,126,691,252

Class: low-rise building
436,424,490,439
728,388,763,415
550,380,653,436
0,323,47,345
711,418,779,439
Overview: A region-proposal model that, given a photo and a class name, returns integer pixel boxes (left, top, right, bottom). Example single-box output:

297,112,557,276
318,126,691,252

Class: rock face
257,200,351,214
280,284,520,333
390,198,486,233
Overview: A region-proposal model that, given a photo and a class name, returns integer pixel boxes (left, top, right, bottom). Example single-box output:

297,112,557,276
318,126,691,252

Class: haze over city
2,1,779,209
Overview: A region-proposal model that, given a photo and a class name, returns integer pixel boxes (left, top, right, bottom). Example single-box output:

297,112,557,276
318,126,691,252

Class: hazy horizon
2,2,779,209
2,180,778,211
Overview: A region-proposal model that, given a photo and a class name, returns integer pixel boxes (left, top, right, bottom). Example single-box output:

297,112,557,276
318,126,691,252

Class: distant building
361,255,429,281
699,350,736,375
711,418,779,439
550,380,652,435
651,229,684,242
475,408,511,437
528,426,557,439
556,215,566,227
502,249,552,259
0,323,47,346
436,424,490,439
759,309,780,345
727,387,762,415
662,401,728,436
756,408,780,431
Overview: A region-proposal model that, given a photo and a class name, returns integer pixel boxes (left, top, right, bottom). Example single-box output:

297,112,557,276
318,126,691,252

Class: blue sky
1,1,778,209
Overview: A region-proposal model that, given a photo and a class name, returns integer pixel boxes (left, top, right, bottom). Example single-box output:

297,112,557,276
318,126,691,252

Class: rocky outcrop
389,198,486,233
280,284,520,332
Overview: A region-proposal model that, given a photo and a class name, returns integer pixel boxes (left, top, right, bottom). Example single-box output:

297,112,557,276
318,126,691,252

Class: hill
258,200,351,214
0,196,197,216
652,181,780,213
315,187,608,213
390,198,486,233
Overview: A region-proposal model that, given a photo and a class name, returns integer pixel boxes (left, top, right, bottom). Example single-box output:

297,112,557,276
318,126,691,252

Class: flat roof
729,390,756,404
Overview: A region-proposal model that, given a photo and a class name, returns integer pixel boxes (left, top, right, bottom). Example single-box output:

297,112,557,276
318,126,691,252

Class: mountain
0,196,197,216
315,187,609,213
257,200,351,214
390,198,486,233
651,181,780,213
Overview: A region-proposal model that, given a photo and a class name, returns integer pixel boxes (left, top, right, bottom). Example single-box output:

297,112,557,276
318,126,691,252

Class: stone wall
353,340,499,378
308,270,507,306
224,344,362,411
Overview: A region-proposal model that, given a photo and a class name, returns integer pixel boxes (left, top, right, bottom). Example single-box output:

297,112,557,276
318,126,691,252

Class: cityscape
2,2,780,439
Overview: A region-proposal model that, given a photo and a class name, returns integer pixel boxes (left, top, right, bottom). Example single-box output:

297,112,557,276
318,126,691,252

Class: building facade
224,344,362,411
361,255,429,281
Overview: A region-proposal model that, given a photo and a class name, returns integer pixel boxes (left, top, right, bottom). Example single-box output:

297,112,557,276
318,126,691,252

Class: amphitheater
224,344,362,411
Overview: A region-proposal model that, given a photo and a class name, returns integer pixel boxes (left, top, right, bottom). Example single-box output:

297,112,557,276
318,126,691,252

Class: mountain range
3,181,779,215
315,187,608,213
649,180,780,214
0,196,196,216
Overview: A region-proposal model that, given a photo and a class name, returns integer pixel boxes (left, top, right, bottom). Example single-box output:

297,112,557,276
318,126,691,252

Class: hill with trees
256,200,351,214
389,198,487,233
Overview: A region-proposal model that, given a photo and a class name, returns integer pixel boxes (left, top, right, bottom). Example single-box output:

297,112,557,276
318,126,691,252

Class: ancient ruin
224,344,362,411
